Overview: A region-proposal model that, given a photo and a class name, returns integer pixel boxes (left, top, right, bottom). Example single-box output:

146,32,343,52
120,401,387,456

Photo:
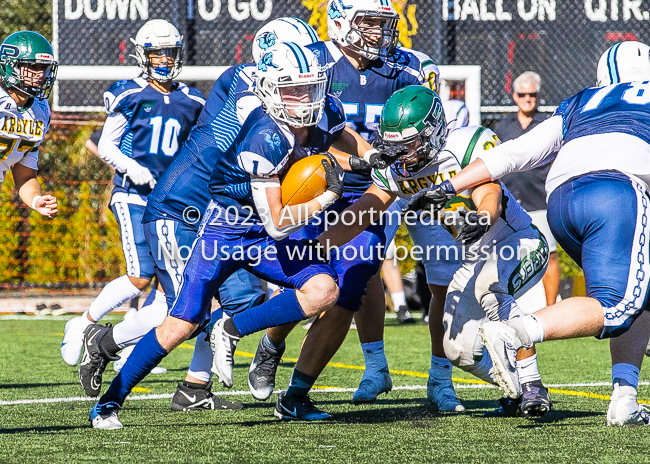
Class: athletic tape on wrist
362,148,378,163
315,190,337,209
31,195,42,210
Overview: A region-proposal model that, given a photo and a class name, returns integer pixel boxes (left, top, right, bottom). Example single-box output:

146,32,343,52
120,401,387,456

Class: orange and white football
281,154,330,206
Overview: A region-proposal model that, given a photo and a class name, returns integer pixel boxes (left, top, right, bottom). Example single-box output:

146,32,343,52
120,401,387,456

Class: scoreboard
53,0,650,111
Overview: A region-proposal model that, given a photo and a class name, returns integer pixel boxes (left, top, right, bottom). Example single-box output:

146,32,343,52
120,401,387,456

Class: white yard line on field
2,382,643,406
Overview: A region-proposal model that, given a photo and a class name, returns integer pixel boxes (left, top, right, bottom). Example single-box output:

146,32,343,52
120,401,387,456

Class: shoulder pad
445,126,499,168
103,78,146,113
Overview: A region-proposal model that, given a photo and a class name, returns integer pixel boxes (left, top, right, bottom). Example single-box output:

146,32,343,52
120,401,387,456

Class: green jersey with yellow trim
371,125,531,242
0,85,50,183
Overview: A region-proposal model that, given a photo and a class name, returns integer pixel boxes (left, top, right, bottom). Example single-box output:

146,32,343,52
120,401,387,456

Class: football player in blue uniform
77,17,321,411
416,41,650,426
247,0,458,419
0,31,58,217
64,19,205,384
88,42,368,429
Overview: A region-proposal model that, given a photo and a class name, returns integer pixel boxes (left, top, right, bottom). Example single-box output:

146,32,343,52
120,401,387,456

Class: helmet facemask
380,122,446,176
7,60,57,99
130,20,184,83
345,10,399,60
258,75,327,127
138,45,183,83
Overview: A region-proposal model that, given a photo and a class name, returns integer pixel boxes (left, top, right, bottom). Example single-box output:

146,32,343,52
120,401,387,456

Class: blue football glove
456,210,491,244
405,180,457,213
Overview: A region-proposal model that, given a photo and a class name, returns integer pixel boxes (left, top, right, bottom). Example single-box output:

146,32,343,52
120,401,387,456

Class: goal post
55,65,483,121
437,65,481,126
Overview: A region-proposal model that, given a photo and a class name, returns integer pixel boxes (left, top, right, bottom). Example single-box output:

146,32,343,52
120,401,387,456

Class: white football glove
125,159,157,189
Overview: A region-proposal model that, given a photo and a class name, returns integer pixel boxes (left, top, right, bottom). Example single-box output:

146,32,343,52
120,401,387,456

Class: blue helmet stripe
276,18,318,44
284,41,309,73
608,42,622,84
294,17,319,43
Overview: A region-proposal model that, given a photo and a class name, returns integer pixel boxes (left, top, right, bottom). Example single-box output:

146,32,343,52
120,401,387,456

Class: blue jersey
554,82,650,145
307,41,440,192
208,94,346,220
104,77,205,196
143,65,259,227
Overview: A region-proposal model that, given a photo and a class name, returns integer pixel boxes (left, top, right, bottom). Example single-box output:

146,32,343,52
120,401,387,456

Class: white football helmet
596,41,650,86
130,19,183,82
252,17,320,64
326,0,399,60
254,42,327,127
443,99,469,132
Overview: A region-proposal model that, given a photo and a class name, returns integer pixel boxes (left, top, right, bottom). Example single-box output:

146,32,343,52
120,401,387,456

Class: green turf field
1,315,649,463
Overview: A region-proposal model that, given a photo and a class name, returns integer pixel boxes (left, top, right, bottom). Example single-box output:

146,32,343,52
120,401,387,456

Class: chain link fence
2,0,648,292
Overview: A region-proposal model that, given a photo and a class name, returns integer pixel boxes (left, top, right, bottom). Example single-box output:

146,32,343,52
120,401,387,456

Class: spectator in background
494,71,560,307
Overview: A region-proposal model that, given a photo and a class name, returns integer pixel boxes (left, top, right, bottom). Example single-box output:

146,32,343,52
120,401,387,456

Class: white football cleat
209,317,240,388
607,384,650,426
89,401,123,430
61,314,92,366
479,321,524,399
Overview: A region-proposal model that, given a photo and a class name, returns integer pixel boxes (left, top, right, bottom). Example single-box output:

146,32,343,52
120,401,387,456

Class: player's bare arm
449,116,564,193
469,181,502,225
317,183,395,249
329,126,375,172
11,162,58,218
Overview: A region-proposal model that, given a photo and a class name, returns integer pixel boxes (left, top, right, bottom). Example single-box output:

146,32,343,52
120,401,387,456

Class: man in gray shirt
494,71,560,307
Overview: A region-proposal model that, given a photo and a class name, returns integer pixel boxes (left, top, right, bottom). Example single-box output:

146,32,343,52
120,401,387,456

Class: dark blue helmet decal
0,44,19,61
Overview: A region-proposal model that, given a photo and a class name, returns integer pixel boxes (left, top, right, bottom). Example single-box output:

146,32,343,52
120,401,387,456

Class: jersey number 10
149,116,182,157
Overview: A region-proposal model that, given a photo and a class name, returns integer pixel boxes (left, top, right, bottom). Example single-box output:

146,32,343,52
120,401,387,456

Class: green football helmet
0,31,58,100
377,85,446,175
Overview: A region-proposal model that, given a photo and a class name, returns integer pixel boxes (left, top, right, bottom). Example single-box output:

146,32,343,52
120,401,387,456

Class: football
281,154,330,206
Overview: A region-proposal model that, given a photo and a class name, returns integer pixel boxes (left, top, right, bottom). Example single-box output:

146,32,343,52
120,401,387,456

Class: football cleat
426,371,465,412
607,384,650,427
520,380,553,416
274,391,331,421
171,381,243,411
352,366,393,404
61,315,92,366
79,323,119,397
484,396,522,417
89,401,123,430
248,337,284,401
209,317,240,388
396,305,416,324
479,320,529,399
